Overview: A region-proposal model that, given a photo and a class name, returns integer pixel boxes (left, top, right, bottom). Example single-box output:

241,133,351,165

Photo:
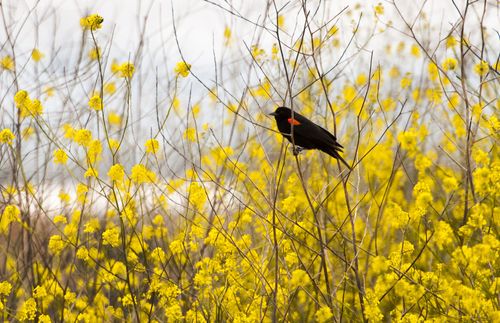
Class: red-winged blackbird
270,106,351,170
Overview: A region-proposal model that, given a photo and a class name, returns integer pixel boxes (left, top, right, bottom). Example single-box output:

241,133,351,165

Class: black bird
270,106,351,170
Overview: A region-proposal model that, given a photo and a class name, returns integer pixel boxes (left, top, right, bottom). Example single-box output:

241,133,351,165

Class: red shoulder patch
287,118,301,126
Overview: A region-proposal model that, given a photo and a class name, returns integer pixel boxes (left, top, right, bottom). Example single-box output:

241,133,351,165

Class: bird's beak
269,112,277,116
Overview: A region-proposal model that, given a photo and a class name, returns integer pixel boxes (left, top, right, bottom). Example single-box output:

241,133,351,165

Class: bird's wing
292,113,342,149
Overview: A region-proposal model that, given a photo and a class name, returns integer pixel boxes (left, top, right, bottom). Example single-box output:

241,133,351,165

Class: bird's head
269,106,292,119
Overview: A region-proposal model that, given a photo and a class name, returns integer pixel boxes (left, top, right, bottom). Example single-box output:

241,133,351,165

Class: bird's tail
337,155,352,171
325,148,352,171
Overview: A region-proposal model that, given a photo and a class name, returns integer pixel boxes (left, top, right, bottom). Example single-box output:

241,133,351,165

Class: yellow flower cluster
80,14,103,30
0,128,15,145
174,61,191,77
14,90,43,118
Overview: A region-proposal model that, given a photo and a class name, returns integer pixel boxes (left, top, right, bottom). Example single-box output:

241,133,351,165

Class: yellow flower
14,90,29,106
355,73,367,86
104,82,116,95
145,138,160,154
0,55,14,71
13,90,43,117
0,128,15,145
374,3,384,15
80,14,103,31
107,112,122,126
33,285,47,299
277,15,285,28
473,60,489,76
271,43,279,60
108,138,120,151
119,62,135,78
48,235,65,255
410,44,420,57
84,166,98,178
58,192,70,203
130,164,156,184
83,218,100,233
88,94,103,111
44,86,55,97
433,221,453,249
343,85,356,102
315,306,333,323
327,25,339,37
364,290,383,322
53,149,68,164
73,128,93,146
108,164,125,182
397,128,417,151
446,36,458,48
102,227,120,247
400,75,412,89
174,61,191,77
76,183,89,203
88,46,101,60
17,298,37,321
183,127,197,142
31,48,44,62
251,45,265,61
223,26,231,45
1,205,21,232
0,281,12,295
428,62,439,81
22,126,35,139
76,247,90,261
53,214,67,224
442,57,458,71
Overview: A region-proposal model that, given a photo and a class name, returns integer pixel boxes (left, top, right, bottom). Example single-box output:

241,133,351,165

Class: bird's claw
292,146,304,156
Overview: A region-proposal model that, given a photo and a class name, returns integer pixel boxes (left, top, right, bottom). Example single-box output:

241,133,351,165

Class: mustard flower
174,61,191,77
53,149,68,164
80,14,103,31
1,204,21,232
374,3,384,15
33,285,47,299
108,163,125,182
104,82,116,95
314,306,333,323
442,57,458,71
410,44,420,57
53,215,67,224
76,247,90,261
119,62,134,78
328,25,339,37
58,191,70,203
84,166,98,178
0,55,14,71
473,60,489,76
17,298,37,321
145,138,160,154
31,48,44,62
446,36,458,48
73,128,93,146
88,94,103,111
0,128,15,145
0,281,12,295
130,164,156,184
102,227,120,247
48,235,65,255
183,128,196,142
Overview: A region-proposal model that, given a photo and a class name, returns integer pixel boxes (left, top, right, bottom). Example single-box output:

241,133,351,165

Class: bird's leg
292,146,304,156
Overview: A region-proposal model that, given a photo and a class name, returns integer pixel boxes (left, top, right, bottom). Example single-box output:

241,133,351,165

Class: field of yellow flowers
0,1,498,322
